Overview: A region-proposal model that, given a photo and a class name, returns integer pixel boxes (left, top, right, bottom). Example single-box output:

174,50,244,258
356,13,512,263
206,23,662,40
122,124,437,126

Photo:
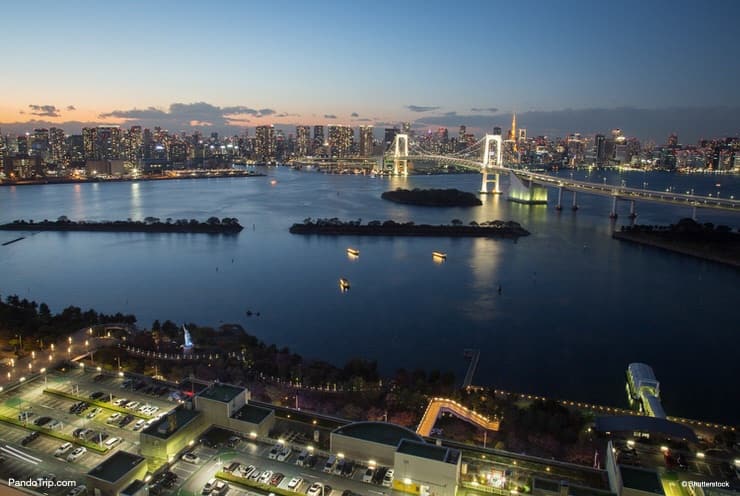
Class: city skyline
2,0,740,141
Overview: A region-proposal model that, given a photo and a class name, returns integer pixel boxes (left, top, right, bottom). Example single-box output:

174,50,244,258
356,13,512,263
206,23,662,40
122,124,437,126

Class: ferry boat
346,248,360,257
339,278,351,290
432,251,447,260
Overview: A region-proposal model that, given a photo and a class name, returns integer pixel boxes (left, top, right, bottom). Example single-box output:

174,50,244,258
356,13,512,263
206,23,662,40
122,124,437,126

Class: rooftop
620,466,664,494
87,451,145,483
232,403,273,424
198,383,245,403
142,408,201,439
333,421,423,447
396,439,459,464
594,415,697,442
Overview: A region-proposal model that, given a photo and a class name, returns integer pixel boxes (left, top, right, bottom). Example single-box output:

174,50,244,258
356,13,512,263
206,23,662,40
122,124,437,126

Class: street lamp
68,336,72,345
50,343,54,352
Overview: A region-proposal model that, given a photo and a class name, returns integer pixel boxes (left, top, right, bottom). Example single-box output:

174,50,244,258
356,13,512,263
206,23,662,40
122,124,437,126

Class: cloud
66,105,76,111
350,112,359,118
324,114,337,119
356,118,372,122
443,111,457,117
97,102,280,128
28,104,61,117
406,105,440,113
276,112,300,118
471,107,498,113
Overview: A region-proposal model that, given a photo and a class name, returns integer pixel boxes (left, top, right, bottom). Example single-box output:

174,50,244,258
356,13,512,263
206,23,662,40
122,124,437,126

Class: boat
346,248,360,257
432,251,447,260
339,278,351,290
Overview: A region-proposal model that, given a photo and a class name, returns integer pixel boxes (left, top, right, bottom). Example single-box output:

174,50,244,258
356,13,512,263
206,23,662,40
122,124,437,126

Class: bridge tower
481,134,503,194
392,133,409,176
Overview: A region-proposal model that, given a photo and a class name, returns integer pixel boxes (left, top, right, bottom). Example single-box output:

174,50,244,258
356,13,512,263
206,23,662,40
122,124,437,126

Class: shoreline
612,231,740,268
0,219,244,234
0,170,265,187
289,219,529,238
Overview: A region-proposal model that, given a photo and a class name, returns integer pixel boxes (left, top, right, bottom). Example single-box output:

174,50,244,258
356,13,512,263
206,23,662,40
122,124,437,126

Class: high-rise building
313,126,325,151
95,126,122,160
359,125,373,157
31,128,50,160
328,125,353,157
255,125,276,162
384,127,399,149
296,126,311,156
126,126,143,163
595,134,607,165
49,127,66,165
82,128,96,160
17,134,29,155
493,126,502,136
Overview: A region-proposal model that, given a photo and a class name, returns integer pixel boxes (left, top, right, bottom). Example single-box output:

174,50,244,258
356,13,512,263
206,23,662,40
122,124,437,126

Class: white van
323,455,336,473
104,437,121,448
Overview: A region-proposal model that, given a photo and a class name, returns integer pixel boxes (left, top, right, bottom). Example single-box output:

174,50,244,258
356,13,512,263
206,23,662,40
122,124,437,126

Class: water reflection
130,182,141,219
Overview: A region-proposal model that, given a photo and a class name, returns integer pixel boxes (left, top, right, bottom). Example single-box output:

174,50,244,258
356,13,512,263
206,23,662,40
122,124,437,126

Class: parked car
55,442,73,457
296,449,308,466
119,414,134,427
18,411,33,422
33,416,52,426
267,444,281,460
307,482,324,496
227,435,240,448
133,419,146,431
333,458,345,475
202,478,217,495
259,470,273,484
104,437,121,448
362,467,375,483
288,477,302,490
66,486,87,496
21,432,40,445
270,472,284,486
67,447,87,463
277,446,292,462
47,419,62,430
342,461,355,477
249,470,261,481
323,455,336,473
213,481,229,495
182,452,200,464
87,407,102,419
238,465,256,478
382,468,394,487
89,391,104,400
224,461,241,473
106,413,121,424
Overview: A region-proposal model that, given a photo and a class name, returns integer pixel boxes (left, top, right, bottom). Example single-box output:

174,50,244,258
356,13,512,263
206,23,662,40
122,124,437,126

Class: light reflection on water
0,168,738,423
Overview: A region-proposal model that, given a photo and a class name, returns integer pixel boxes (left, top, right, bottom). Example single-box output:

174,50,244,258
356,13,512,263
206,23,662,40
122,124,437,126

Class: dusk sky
2,0,739,141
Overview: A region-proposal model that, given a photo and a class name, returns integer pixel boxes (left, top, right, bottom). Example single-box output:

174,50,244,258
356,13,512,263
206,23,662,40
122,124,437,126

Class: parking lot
0,366,180,494
162,430,396,496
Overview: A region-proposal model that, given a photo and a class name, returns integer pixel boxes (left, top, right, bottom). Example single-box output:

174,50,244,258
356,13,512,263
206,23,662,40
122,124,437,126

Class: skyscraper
595,134,606,165
313,126,325,152
359,125,374,157
255,125,276,162
296,126,311,156
328,125,353,157
49,127,66,165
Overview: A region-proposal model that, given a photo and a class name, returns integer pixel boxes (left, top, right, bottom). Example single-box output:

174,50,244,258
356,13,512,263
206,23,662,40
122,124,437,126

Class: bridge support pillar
480,172,502,194
628,200,637,219
571,191,579,211
692,205,697,221
556,187,563,210
609,196,618,219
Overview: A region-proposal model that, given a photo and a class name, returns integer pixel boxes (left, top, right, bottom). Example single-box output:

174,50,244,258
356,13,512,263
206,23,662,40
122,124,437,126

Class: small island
613,218,740,268
381,188,483,207
0,216,244,234
290,218,529,238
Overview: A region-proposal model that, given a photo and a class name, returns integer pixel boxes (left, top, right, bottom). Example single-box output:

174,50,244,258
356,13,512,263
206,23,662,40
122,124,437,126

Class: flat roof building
393,439,461,496
331,421,424,466
140,406,206,463
86,451,147,496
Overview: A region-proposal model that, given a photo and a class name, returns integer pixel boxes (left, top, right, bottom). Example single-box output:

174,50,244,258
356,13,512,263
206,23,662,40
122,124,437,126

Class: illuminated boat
339,278,351,290
432,251,447,260
346,248,360,257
